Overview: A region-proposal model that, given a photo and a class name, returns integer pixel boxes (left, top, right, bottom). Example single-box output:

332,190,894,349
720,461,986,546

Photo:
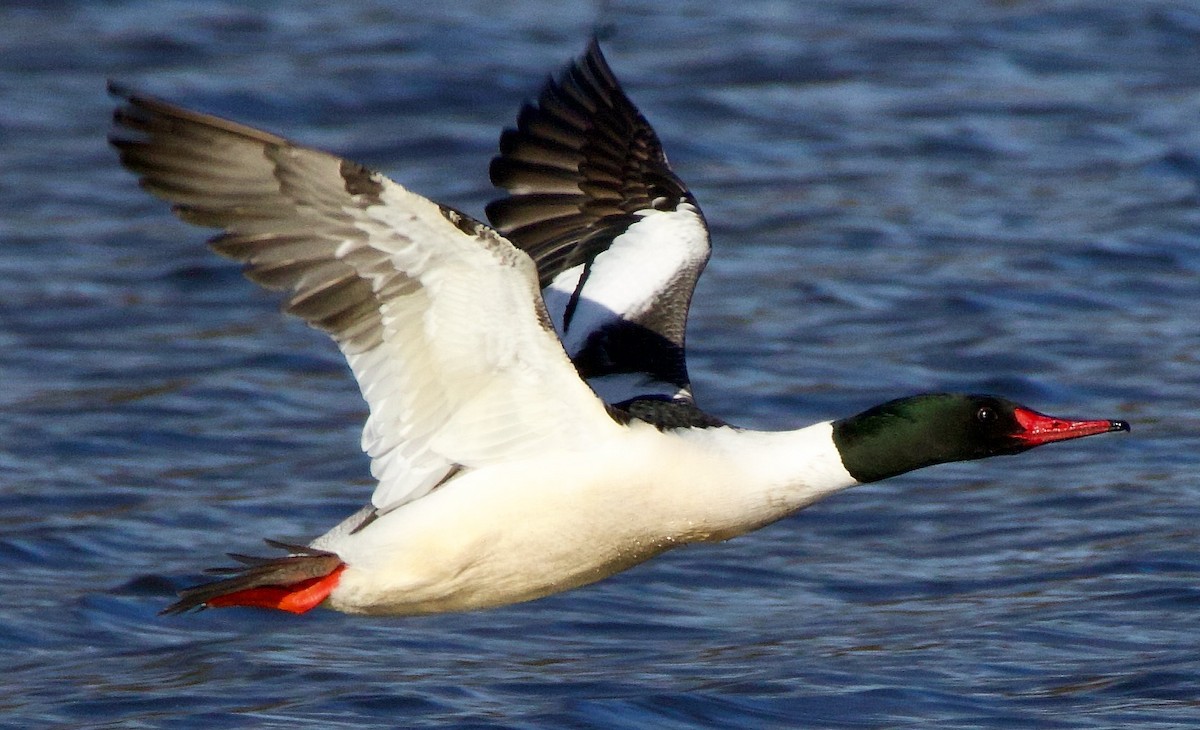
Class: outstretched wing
110,84,620,514
486,40,712,411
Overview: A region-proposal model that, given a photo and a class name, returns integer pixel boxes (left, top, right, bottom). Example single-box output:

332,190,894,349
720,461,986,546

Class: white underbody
312,420,856,616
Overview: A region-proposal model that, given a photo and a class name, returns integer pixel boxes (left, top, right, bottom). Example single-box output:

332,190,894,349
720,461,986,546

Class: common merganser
109,41,1128,617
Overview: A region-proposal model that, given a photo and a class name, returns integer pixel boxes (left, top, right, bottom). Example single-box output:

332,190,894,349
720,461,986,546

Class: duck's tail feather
161,541,345,616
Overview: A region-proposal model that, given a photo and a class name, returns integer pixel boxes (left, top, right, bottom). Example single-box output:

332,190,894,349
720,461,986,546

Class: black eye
976,406,997,424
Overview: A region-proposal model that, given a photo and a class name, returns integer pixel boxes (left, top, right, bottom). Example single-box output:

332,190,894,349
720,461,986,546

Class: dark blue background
1,1,1195,727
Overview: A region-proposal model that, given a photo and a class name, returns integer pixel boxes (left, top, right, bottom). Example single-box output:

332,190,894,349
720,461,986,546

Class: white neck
655,421,860,541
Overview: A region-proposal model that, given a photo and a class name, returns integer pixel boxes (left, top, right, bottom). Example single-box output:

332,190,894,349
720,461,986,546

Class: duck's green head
832,393,1129,484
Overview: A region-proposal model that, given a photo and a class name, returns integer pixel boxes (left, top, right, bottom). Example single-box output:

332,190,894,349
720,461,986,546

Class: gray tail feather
161,540,342,615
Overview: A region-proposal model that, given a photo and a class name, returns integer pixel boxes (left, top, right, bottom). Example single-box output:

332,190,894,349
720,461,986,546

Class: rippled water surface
3,1,1199,727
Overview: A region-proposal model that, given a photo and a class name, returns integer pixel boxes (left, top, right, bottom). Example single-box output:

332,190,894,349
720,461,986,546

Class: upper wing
110,84,621,514
486,40,712,409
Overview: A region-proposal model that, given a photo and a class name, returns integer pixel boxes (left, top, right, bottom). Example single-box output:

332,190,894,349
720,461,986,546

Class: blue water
2,1,1198,727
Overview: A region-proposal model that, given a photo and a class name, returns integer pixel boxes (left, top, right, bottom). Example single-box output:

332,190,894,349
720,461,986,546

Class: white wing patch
338,183,620,513
543,203,709,404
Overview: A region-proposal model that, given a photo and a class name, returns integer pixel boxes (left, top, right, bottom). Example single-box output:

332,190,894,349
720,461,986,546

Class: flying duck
109,40,1128,616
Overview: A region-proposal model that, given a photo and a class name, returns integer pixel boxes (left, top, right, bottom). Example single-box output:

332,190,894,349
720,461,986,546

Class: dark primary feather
486,38,699,288
109,81,410,357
